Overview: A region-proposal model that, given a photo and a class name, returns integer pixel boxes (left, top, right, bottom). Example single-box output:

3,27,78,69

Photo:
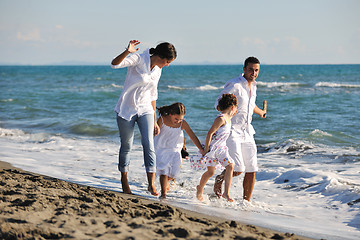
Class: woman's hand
127,40,140,53
111,40,140,65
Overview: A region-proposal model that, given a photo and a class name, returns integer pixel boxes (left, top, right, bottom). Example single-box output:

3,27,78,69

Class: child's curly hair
217,94,238,111
157,102,186,116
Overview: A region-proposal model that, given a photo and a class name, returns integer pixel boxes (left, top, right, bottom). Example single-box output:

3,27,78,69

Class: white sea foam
0,98,14,102
315,82,360,88
111,83,123,88
167,85,185,90
266,139,315,154
257,82,302,88
310,129,332,137
195,85,222,91
168,85,222,91
1,127,359,239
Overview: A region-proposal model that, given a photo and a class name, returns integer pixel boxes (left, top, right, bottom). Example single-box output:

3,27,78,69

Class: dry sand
0,161,312,240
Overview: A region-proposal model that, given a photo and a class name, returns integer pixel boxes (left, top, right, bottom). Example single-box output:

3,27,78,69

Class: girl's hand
201,147,208,156
127,40,140,53
154,122,160,136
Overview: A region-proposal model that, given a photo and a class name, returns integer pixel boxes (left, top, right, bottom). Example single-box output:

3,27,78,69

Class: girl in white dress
193,94,238,202
155,102,205,199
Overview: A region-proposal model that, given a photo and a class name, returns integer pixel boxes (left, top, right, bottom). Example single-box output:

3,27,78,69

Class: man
214,56,266,201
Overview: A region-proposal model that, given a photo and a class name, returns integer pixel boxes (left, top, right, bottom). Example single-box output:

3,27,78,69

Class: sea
1,64,359,239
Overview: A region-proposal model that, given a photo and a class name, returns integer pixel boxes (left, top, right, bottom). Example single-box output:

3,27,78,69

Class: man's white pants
227,134,258,173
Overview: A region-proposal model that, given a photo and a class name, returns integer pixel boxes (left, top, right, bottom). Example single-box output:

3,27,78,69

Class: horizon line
1,62,360,66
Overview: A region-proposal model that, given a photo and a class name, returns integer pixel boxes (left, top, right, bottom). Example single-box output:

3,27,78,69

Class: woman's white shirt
112,49,162,121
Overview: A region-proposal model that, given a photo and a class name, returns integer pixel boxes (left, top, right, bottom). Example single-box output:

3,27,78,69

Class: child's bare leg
197,167,215,201
160,175,168,199
222,163,234,202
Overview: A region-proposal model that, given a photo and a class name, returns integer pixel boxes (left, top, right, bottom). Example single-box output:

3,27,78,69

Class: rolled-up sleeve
111,53,141,69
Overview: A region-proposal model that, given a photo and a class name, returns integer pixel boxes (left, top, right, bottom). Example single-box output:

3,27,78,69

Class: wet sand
0,161,312,239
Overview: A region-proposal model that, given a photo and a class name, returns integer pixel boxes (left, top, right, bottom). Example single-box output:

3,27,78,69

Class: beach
0,160,312,240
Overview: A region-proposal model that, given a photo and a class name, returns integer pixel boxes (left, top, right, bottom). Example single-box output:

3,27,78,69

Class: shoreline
0,160,312,239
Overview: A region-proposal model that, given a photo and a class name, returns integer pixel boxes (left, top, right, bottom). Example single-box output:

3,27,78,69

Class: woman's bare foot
222,193,234,202
121,172,132,194
148,185,159,196
123,189,132,194
159,194,166,200
196,185,204,201
121,182,132,194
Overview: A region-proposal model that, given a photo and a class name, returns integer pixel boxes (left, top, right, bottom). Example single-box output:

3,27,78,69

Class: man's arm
254,104,266,118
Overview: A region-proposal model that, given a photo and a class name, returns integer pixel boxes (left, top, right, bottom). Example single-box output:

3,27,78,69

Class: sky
0,0,359,65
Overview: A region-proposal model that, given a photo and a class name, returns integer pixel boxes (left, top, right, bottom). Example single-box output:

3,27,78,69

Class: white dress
190,114,234,170
154,117,184,178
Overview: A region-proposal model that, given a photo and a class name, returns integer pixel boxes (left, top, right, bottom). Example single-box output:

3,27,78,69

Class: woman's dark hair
157,102,185,116
244,56,260,68
217,94,238,111
149,42,177,60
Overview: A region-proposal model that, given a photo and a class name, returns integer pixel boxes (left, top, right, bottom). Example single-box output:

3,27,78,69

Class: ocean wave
270,168,360,207
315,82,360,88
111,83,123,88
262,137,360,165
310,129,332,137
0,98,14,102
167,85,185,90
257,82,303,88
265,139,314,154
69,122,116,136
167,84,222,91
0,127,25,138
0,127,54,143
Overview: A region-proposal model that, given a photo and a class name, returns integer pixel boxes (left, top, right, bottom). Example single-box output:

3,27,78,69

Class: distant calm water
1,64,360,239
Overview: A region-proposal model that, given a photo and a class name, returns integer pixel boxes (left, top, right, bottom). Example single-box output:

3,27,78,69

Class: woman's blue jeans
116,114,156,173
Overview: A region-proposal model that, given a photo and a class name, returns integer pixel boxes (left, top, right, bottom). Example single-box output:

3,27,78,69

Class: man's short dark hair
244,57,260,68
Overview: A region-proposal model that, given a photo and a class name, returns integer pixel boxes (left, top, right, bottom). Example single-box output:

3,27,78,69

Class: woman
111,40,177,195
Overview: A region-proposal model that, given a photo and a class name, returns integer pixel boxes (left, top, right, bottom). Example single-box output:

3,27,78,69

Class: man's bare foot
168,178,176,190
222,193,234,202
213,175,223,197
196,185,204,201
148,185,159,196
159,194,166,200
